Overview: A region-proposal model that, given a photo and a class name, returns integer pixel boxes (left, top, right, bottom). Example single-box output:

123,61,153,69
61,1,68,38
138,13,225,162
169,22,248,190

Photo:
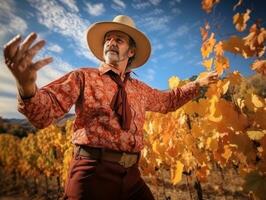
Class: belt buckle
118,152,136,168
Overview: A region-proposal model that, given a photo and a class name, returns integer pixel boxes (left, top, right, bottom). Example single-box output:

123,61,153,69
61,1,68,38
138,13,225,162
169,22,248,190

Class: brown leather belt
74,145,140,168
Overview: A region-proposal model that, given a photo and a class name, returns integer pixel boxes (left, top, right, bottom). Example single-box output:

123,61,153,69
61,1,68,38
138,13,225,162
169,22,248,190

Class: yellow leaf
168,76,180,89
200,22,210,41
233,9,251,32
227,71,242,86
201,0,220,13
222,145,232,161
222,80,230,95
236,98,245,110
251,60,266,75
202,58,213,70
233,0,243,11
206,137,218,151
247,130,266,141
201,33,216,58
198,71,209,79
244,24,266,58
257,29,266,45
171,161,184,185
222,36,255,58
214,41,224,56
208,95,223,122
251,93,264,108
214,55,229,75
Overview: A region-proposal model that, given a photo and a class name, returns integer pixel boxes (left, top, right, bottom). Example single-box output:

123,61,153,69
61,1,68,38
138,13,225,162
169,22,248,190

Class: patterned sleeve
135,79,200,113
17,70,84,128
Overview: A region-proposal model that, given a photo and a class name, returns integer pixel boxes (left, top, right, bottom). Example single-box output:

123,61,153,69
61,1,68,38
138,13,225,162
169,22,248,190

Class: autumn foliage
0,0,265,199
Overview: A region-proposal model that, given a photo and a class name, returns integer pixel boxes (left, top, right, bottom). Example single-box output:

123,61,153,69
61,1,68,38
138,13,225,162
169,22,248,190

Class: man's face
103,31,134,65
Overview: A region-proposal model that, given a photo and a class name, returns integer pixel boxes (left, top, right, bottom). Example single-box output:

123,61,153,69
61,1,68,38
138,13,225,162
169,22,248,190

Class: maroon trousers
64,153,155,200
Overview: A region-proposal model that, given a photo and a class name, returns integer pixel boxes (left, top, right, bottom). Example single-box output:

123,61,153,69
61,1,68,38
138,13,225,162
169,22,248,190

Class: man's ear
128,48,135,58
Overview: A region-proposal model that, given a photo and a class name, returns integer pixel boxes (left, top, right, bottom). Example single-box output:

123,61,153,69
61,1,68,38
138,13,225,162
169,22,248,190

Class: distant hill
0,113,75,138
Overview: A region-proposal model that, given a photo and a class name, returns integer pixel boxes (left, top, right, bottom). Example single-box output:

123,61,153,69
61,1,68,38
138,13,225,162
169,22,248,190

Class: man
3,15,218,200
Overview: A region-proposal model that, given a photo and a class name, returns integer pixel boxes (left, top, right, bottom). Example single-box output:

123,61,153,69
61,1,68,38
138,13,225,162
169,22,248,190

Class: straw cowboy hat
86,15,151,69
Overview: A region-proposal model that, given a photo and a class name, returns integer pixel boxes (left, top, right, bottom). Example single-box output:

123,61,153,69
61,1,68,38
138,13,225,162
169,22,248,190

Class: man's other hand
195,71,219,87
3,32,53,98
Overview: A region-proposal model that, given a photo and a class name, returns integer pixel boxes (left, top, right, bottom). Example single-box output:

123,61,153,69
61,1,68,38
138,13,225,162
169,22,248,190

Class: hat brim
86,22,151,69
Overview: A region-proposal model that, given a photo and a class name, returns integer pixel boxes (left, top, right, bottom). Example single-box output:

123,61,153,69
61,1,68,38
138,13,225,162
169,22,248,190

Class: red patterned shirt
18,64,200,152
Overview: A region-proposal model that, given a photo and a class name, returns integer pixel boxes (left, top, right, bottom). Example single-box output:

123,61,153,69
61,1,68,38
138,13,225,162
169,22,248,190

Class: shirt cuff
17,87,39,113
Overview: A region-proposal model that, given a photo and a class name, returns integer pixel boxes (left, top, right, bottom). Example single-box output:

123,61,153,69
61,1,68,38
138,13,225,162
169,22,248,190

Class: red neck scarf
107,70,132,131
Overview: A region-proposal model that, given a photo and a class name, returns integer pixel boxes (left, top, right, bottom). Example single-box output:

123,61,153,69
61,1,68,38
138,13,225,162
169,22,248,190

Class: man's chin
104,54,119,62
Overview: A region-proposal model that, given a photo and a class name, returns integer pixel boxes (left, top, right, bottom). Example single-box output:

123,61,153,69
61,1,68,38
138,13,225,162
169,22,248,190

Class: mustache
105,45,119,54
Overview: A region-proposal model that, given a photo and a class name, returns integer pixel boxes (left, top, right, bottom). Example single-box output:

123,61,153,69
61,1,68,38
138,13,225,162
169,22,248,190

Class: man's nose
108,37,117,45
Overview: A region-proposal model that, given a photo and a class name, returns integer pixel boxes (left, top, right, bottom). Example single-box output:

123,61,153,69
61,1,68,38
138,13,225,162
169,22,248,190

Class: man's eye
117,39,123,43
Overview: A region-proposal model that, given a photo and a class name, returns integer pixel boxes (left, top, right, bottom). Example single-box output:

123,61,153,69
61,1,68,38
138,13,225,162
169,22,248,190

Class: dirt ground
0,166,251,200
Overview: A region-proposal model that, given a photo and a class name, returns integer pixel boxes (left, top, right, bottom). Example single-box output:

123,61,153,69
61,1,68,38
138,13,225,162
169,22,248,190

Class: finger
24,40,46,62
32,57,53,71
3,34,21,59
15,32,38,63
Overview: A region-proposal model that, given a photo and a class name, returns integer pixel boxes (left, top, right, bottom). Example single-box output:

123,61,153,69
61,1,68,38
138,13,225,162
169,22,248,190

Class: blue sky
0,0,265,118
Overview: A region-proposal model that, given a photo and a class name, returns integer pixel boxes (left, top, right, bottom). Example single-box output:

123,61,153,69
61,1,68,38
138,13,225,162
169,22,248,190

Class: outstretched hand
3,32,53,98
195,71,219,87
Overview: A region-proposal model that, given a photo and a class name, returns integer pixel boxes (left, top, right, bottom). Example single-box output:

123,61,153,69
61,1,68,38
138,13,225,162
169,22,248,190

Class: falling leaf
202,58,213,70
251,93,264,108
222,35,255,58
200,22,210,41
196,166,210,182
233,0,243,11
251,60,266,75
168,76,180,89
206,137,218,151
247,130,266,141
214,41,224,56
215,55,230,75
233,9,251,32
244,24,266,57
236,98,245,110
257,29,266,45
201,0,220,13
222,145,232,161
227,71,243,85
208,95,223,122
171,161,184,185
201,33,216,58
222,80,230,95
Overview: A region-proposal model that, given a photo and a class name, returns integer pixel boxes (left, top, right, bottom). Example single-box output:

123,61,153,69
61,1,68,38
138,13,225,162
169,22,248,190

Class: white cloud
145,68,155,82
184,40,197,50
159,51,184,64
171,8,182,15
131,1,151,9
166,21,200,47
85,2,105,16
151,38,163,53
133,9,169,32
47,43,63,53
0,56,20,118
137,15,170,32
58,0,79,12
149,0,161,6
0,0,28,44
112,0,126,11
169,0,182,6
26,0,99,64
176,24,189,37
0,96,26,118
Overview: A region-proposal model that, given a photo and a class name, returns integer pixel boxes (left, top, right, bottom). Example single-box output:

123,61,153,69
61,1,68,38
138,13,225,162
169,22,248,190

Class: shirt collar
99,62,132,77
